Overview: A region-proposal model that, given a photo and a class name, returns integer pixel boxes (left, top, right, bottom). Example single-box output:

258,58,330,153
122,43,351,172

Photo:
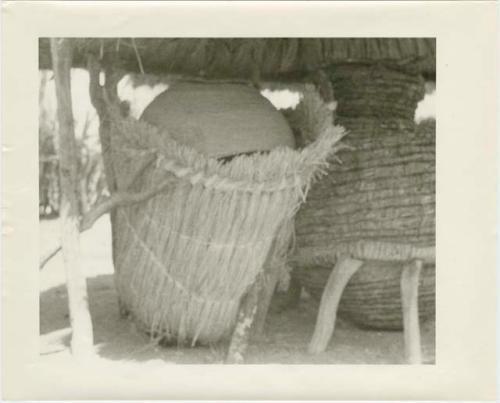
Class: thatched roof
39,38,435,81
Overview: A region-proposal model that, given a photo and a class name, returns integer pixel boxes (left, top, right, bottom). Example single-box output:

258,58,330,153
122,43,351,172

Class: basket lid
140,82,295,158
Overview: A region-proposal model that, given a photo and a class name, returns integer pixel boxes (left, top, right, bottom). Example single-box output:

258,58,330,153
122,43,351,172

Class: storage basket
107,83,344,344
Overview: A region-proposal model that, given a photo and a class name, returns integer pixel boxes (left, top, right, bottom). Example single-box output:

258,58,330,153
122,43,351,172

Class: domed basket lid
140,82,295,158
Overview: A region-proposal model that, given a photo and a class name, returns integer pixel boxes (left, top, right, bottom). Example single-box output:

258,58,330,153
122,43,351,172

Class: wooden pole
50,38,94,358
282,276,302,309
226,278,261,364
87,55,129,317
251,265,280,339
251,220,295,338
401,259,423,364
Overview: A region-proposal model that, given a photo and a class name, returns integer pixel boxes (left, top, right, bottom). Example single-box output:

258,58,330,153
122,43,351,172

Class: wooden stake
252,221,294,338
87,54,126,317
251,265,280,339
401,259,423,364
50,38,94,358
282,276,302,310
308,256,363,354
226,278,261,364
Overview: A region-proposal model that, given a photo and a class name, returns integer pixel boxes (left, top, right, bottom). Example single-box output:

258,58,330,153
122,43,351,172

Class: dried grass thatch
106,104,344,344
38,38,436,81
282,85,335,148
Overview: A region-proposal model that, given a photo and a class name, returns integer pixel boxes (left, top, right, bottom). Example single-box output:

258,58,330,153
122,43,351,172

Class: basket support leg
226,278,261,364
401,259,423,364
282,275,303,310
252,268,281,338
308,256,363,354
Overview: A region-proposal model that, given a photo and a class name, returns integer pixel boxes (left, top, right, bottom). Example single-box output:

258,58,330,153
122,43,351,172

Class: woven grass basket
288,82,435,331
106,84,344,345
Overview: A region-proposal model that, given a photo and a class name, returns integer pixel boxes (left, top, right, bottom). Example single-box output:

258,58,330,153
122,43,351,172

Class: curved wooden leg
401,259,423,364
308,256,363,354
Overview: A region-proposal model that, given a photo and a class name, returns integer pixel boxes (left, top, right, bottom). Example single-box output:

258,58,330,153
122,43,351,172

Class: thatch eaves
39,38,435,81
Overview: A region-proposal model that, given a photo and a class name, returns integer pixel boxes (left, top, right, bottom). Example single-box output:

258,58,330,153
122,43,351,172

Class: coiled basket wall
290,66,436,331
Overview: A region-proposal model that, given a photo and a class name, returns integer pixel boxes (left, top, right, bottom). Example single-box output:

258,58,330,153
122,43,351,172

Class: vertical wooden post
251,264,280,338
401,259,423,364
282,275,303,309
87,55,118,196
226,278,261,364
308,256,363,354
88,55,130,317
50,38,94,358
251,220,295,337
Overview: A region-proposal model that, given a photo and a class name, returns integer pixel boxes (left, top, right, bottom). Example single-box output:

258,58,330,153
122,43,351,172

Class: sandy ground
40,216,435,365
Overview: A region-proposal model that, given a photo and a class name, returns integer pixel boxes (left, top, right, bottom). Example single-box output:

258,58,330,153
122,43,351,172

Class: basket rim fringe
109,106,346,193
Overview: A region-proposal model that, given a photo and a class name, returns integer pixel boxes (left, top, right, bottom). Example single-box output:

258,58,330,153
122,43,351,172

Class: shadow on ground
40,273,435,365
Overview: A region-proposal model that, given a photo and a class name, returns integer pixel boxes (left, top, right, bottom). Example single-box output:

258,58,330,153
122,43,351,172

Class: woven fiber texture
300,118,436,330
290,66,435,330
295,118,435,251
330,64,426,120
107,104,344,345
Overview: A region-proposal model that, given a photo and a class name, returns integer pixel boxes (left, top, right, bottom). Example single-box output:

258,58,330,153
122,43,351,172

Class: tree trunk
87,56,129,317
50,38,94,358
39,70,57,215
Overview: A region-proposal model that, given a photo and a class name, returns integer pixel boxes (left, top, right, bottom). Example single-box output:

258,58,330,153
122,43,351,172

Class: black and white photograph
38,37,436,365
2,1,497,400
